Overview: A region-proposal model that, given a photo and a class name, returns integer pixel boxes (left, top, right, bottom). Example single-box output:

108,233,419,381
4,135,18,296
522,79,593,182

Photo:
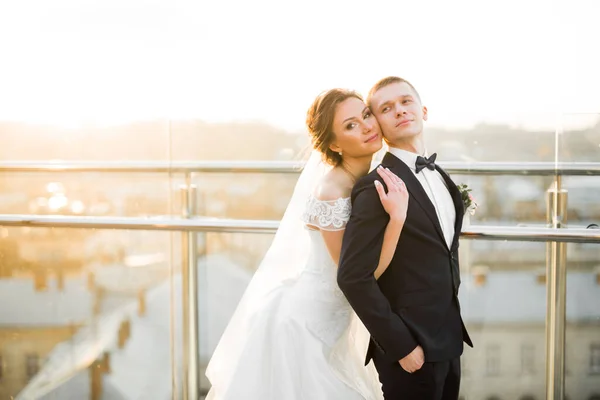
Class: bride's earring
338,151,342,156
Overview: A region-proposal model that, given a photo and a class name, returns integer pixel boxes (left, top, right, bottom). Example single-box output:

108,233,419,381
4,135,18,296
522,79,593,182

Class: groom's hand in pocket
399,345,425,373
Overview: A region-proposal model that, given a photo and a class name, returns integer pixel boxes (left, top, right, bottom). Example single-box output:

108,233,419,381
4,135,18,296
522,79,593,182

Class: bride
205,88,409,399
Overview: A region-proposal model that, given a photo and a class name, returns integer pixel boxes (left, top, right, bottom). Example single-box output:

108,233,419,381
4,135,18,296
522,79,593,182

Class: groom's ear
422,106,428,121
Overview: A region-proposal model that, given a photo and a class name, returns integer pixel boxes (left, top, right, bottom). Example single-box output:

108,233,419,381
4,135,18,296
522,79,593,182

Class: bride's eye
346,122,357,130
363,111,372,119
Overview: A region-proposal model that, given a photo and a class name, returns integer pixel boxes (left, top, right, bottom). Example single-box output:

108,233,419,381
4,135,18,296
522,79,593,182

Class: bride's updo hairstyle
306,88,363,167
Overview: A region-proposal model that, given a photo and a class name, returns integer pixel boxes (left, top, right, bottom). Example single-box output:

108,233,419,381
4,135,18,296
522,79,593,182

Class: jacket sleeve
337,179,418,361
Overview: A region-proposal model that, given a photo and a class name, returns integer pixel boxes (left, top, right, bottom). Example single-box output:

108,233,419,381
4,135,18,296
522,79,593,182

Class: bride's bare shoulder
313,168,352,202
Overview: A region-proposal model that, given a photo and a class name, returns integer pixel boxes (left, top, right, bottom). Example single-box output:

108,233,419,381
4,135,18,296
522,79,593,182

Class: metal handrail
1,214,599,243
3,160,598,400
0,215,279,233
0,161,304,174
1,160,599,175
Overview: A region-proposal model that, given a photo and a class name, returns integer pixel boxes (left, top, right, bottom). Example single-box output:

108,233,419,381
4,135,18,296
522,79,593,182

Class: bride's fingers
374,180,386,199
382,168,397,183
396,178,405,190
392,176,406,191
376,167,396,190
384,168,402,183
383,168,405,190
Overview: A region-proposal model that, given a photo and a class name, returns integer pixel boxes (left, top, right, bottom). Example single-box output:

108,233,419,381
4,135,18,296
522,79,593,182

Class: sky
0,0,598,131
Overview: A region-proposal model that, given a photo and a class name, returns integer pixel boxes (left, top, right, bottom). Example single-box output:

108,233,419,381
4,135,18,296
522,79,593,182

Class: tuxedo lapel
381,153,446,246
435,165,464,251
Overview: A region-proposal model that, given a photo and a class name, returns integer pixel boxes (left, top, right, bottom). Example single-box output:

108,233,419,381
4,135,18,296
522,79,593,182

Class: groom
338,76,473,399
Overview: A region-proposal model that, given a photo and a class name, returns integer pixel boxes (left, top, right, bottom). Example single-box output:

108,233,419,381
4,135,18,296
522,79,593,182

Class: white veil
205,150,329,394
206,143,389,399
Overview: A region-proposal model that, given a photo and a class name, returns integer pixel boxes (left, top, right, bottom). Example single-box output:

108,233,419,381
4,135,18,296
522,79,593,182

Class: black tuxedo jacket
338,152,473,364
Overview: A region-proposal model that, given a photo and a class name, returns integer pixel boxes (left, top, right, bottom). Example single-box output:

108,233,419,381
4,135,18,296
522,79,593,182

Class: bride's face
329,97,383,158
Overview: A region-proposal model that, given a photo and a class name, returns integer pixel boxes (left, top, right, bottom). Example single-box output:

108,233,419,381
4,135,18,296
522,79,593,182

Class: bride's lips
364,133,379,143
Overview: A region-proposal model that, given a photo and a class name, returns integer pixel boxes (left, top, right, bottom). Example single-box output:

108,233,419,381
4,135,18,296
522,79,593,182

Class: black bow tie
415,153,437,173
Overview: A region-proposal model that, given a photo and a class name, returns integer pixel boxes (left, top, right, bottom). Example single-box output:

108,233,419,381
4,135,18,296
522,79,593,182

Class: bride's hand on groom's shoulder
374,166,409,223
399,345,425,374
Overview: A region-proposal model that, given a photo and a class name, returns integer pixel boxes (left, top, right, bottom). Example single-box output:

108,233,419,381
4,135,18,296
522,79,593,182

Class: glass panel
559,113,600,400
199,232,275,394
199,235,556,400
0,173,173,218
450,174,552,227
560,113,600,229
431,119,558,162
0,228,179,399
0,0,191,396
458,240,547,399
190,173,299,220
564,241,600,400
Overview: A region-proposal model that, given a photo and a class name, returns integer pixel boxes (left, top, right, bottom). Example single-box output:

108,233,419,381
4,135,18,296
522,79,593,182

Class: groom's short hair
366,76,421,108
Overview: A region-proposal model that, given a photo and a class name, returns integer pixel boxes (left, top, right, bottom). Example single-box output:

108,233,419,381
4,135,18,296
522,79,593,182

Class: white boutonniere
457,183,478,215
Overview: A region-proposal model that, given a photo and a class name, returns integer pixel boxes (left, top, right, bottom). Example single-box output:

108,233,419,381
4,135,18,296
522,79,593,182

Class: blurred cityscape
0,119,599,399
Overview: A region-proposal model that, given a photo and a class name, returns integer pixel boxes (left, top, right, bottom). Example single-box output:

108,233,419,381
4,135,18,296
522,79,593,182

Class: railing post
181,177,200,400
545,176,568,400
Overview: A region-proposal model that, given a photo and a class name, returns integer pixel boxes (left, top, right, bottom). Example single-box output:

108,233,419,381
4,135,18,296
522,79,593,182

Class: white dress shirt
388,147,456,249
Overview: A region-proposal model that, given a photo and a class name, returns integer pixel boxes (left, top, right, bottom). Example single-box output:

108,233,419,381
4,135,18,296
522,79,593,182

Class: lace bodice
297,195,354,347
301,195,351,231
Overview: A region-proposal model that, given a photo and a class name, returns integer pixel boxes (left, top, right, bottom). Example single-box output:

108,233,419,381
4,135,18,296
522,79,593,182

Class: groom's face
369,82,428,145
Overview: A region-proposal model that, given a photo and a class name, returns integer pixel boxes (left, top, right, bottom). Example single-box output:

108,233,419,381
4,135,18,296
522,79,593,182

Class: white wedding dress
206,195,383,400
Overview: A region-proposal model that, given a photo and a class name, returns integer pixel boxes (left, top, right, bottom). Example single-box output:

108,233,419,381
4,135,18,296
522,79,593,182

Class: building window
26,354,39,379
590,344,600,374
521,344,535,375
485,344,501,376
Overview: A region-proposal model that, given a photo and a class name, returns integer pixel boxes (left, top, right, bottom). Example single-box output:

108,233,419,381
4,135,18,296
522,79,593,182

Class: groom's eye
381,106,390,113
